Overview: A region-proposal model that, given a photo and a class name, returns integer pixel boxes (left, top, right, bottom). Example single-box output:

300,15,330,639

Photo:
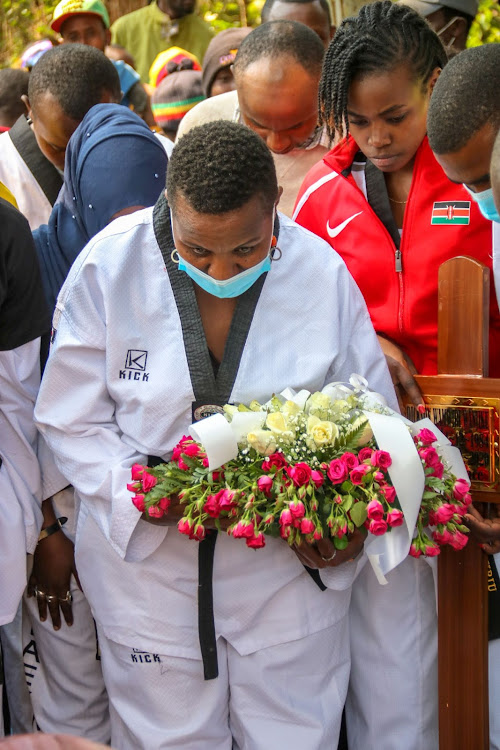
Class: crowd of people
1,0,500,748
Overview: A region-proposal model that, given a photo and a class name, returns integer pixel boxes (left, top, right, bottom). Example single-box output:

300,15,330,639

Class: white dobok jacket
35,202,397,659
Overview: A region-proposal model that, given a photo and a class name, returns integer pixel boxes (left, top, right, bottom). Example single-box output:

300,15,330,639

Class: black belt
149,453,325,679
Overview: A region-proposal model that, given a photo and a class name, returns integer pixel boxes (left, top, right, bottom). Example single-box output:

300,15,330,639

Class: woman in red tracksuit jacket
294,4,499,750
294,1,500,406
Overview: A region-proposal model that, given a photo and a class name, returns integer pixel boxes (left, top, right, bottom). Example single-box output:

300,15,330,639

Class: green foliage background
467,0,500,45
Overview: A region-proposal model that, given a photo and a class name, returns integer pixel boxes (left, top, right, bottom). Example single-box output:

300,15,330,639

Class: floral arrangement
128,386,471,558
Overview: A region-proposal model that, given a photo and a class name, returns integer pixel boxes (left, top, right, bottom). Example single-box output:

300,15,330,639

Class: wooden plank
436,258,490,750
438,256,489,377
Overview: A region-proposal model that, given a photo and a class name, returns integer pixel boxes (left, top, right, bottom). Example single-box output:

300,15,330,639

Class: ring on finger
320,548,337,563
45,595,58,603
58,591,73,604
35,586,46,598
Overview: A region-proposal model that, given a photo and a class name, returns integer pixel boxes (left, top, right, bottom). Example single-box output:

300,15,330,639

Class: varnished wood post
437,257,489,749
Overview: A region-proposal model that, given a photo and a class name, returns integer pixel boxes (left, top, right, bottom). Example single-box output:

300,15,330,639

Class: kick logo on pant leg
130,648,161,664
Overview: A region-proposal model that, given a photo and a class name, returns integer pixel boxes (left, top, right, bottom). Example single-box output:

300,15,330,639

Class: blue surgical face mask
176,252,272,298
463,184,500,223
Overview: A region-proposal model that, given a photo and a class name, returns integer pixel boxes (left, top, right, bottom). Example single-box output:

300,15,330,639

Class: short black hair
167,121,278,214
320,0,447,142
428,44,500,155
233,20,324,78
261,0,331,24
0,69,29,127
28,44,121,121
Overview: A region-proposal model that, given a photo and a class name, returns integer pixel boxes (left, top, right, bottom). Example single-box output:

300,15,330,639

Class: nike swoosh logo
326,211,363,238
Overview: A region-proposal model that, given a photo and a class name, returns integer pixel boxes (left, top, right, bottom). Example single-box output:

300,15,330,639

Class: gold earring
171,249,180,264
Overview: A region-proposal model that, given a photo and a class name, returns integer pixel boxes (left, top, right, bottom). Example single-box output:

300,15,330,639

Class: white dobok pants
22,578,110,742
96,617,350,750
346,556,438,750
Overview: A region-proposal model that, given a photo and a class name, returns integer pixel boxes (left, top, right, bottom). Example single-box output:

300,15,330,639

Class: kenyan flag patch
431,201,470,225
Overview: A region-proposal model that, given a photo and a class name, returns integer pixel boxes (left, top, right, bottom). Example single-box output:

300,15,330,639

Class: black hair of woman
166,120,279,214
319,0,448,143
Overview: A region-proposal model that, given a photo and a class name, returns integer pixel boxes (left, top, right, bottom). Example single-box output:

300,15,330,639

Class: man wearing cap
201,28,251,98
51,0,148,117
111,0,213,83
398,0,477,54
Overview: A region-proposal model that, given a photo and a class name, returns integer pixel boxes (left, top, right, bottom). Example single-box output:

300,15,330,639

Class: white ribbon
362,412,425,585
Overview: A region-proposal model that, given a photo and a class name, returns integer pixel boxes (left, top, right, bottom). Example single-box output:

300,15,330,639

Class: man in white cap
398,0,477,53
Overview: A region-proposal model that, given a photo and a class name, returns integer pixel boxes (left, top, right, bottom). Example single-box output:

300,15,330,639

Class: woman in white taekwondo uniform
35,121,398,750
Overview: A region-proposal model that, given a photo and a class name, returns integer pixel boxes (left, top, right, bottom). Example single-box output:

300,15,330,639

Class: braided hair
319,1,447,143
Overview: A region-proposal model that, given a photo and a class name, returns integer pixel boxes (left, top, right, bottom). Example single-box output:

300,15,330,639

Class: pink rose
172,436,192,460
131,464,145,481
203,494,221,518
132,494,145,512
371,450,392,469
202,457,209,468
367,499,384,521
279,509,293,526
178,457,189,471
257,475,273,496
287,463,312,487
327,459,348,484
280,525,292,539
127,482,141,493
350,464,371,485
289,500,306,519
429,462,444,479
433,504,455,524
218,489,237,511
336,522,348,538
386,509,404,527
232,520,255,539
419,447,440,468
381,485,396,504
190,524,206,541
141,471,157,492
449,530,468,550
300,517,315,534
182,442,202,458
148,505,164,518
341,452,359,469
452,478,470,501
261,452,288,472
461,492,472,508
373,471,384,482
369,519,388,536
358,447,373,463
246,532,266,549
409,543,422,558
313,529,323,540
424,543,440,557
159,497,170,512
178,517,194,535
433,527,453,545
310,470,324,488
418,428,437,445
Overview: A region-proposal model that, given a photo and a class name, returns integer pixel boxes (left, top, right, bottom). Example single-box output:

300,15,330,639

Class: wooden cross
405,256,500,749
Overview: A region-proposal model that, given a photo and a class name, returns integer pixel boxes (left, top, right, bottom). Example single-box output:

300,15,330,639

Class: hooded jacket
294,136,500,376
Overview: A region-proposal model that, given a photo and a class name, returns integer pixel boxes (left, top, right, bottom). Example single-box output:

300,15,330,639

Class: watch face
192,403,225,422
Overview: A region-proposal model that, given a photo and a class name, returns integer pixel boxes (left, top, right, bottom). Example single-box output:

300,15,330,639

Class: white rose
306,392,332,413
247,430,277,455
306,415,339,446
266,412,295,442
281,400,302,417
